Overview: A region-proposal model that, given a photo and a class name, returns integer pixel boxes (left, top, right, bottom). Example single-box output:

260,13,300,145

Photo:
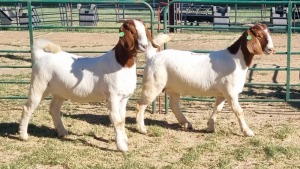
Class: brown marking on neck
113,20,138,68
227,23,270,67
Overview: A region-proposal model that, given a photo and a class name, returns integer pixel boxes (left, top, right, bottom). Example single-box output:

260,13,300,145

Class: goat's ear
246,30,264,55
145,27,159,48
120,25,135,50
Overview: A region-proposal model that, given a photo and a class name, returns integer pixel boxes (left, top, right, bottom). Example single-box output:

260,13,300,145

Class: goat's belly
166,87,223,97
48,80,135,103
49,87,106,103
165,76,222,96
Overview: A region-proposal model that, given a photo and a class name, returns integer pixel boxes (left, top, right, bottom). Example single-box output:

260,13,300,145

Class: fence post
27,0,34,65
286,1,292,101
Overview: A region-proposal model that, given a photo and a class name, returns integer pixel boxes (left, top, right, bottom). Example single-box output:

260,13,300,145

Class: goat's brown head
245,23,275,55
228,23,276,67
118,19,158,52
114,19,159,67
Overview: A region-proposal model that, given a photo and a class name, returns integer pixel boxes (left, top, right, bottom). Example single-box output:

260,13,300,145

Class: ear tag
119,32,125,37
247,35,252,41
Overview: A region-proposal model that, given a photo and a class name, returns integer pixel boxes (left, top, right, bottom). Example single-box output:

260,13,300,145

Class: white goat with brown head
19,19,160,152
136,23,275,136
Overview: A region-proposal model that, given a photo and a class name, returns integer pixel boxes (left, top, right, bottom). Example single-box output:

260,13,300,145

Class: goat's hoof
206,119,215,133
116,139,128,152
137,125,147,134
19,132,29,141
183,122,193,130
243,129,255,137
206,127,215,133
57,129,68,138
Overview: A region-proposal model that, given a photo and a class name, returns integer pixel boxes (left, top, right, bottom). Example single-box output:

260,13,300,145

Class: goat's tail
145,33,171,60
33,39,62,61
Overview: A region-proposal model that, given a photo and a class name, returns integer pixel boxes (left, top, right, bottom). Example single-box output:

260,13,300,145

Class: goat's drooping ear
120,22,135,51
145,27,159,48
246,30,264,55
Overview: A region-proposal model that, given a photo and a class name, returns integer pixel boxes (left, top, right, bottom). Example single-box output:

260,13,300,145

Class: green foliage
263,144,299,159
248,138,262,147
274,125,294,140
148,125,164,137
234,146,252,161
217,157,232,169
180,142,217,166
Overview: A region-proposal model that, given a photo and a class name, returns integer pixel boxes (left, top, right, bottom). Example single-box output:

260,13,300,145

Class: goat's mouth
138,44,147,52
264,48,276,55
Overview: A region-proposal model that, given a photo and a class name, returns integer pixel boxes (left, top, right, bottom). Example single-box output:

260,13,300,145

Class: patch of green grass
263,144,299,159
217,157,232,169
180,142,217,166
248,138,262,147
148,125,164,137
119,160,155,169
215,128,230,137
234,146,252,161
274,125,294,140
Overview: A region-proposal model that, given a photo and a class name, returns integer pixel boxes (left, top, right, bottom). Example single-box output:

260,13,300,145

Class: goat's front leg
206,97,225,133
119,98,129,144
169,93,192,130
226,95,254,136
107,96,128,152
49,96,67,137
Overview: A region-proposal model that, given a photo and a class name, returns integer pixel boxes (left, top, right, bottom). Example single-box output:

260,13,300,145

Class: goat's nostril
268,48,276,54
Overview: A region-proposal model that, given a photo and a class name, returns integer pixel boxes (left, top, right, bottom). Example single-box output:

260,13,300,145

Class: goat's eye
257,35,263,39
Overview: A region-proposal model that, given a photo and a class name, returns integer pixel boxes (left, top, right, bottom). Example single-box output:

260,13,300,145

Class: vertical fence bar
286,1,292,101
27,0,34,65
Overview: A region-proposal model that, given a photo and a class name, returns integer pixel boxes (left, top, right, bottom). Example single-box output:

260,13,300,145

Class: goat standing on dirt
136,23,275,136
19,19,159,152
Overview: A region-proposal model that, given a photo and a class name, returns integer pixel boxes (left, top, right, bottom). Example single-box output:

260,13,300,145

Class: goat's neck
227,32,254,68
113,42,138,68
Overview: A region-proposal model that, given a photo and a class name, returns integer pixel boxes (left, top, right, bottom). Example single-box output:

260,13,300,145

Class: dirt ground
0,30,300,168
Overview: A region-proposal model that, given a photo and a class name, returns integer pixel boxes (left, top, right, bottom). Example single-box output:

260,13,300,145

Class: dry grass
1,99,300,169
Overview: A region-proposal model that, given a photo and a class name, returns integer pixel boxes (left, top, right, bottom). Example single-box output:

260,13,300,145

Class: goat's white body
19,23,170,152
19,40,137,152
33,50,136,102
136,27,277,136
146,49,248,96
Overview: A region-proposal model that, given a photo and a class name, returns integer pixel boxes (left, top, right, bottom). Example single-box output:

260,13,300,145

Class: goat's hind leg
206,97,225,133
19,81,48,140
226,95,254,136
49,95,67,137
136,84,163,134
168,93,192,130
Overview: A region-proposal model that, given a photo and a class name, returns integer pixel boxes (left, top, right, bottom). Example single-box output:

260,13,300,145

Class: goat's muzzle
265,48,276,55
138,44,148,52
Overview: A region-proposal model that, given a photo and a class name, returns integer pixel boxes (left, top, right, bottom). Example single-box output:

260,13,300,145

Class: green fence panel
161,0,300,112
